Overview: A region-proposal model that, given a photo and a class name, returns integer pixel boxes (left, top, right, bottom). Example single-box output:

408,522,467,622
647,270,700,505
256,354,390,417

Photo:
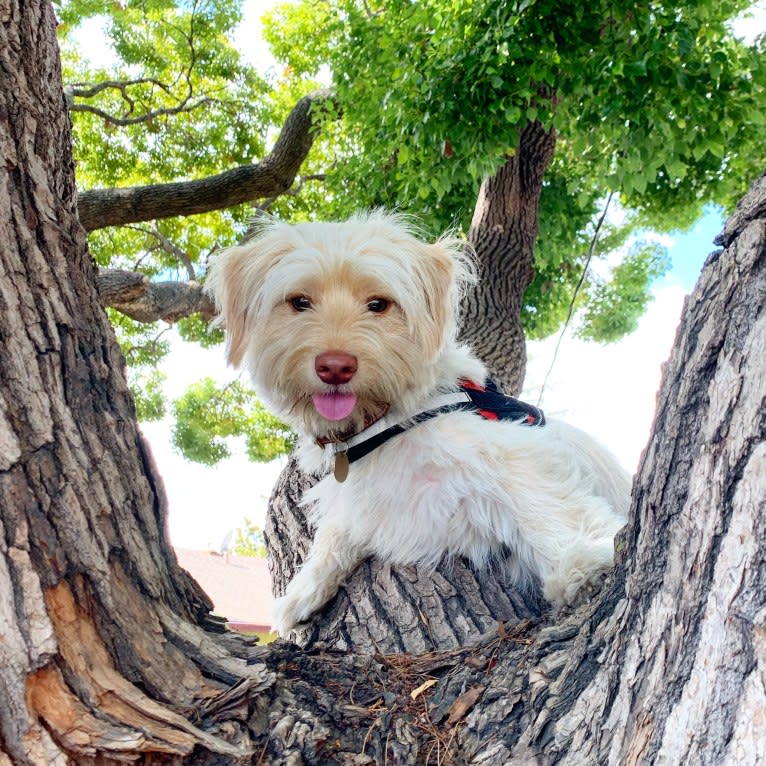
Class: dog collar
325,379,545,482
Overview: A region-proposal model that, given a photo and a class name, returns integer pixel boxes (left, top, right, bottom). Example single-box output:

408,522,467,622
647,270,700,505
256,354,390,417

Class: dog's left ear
412,238,466,360
205,242,282,368
204,245,254,367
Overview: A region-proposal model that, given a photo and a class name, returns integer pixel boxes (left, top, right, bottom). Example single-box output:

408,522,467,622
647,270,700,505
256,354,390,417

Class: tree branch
96,268,215,323
66,77,172,99
77,89,337,231
68,96,213,127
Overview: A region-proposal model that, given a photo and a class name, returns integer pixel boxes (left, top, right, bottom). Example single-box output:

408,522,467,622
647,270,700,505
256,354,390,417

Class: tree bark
460,121,557,395
263,458,546,654
4,2,766,764
76,89,334,232
0,4,266,762
96,268,216,323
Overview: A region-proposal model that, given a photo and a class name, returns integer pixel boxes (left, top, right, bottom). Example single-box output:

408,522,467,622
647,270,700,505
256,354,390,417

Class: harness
325,379,545,482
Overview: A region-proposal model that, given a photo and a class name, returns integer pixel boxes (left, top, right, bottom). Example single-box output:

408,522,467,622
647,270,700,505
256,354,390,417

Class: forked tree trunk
3,2,766,764
461,121,557,395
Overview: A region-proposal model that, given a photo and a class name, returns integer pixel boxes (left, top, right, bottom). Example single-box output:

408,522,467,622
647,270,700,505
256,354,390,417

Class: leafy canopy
55,0,321,463
57,0,766,464
265,0,765,336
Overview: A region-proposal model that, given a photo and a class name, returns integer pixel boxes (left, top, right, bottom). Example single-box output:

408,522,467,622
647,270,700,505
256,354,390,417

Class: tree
55,0,765,461
2,3,766,763
54,0,337,457
231,518,268,558
264,0,766,390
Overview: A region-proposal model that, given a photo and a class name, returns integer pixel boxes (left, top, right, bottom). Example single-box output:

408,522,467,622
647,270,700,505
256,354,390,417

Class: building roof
174,548,273,632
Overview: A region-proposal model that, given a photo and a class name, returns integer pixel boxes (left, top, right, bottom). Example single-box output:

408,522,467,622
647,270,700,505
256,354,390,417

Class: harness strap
325,380,545,480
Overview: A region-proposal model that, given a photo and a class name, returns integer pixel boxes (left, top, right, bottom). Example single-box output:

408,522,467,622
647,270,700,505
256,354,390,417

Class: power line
536,191,615,406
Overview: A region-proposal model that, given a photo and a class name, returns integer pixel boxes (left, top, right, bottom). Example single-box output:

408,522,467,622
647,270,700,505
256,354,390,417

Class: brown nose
315,351,358,385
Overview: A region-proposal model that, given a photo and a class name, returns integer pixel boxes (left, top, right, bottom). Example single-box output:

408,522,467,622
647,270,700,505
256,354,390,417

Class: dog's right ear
205,241,284,368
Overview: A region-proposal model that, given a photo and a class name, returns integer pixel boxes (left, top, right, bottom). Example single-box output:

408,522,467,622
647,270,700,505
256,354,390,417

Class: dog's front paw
271,594,305,637
271,587,328,637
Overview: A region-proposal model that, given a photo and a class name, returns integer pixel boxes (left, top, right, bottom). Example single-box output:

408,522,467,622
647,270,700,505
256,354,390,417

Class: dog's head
205,212,473,437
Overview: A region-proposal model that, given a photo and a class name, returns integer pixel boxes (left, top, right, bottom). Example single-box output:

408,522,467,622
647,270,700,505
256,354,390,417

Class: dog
206,212,631,636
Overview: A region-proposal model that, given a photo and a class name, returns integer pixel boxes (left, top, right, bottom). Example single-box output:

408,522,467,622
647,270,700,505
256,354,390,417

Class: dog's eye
289,295,312,312
367,298,391,314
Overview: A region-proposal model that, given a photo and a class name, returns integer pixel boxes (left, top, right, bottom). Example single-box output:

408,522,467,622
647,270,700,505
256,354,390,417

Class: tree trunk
0,4,265,762
4,3,766,764
263,459,546,654
460,121,557,395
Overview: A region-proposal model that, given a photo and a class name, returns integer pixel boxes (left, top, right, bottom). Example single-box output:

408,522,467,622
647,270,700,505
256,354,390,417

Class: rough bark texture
76,89,333,232
0,3,268,762
460,121,557,395
96,268,216,323
3,2,766,764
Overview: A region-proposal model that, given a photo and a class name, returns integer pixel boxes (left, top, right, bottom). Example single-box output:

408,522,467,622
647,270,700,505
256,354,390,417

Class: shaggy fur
206,212,631,635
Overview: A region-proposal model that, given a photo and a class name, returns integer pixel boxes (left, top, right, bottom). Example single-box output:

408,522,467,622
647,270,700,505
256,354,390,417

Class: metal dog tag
334,451,350,482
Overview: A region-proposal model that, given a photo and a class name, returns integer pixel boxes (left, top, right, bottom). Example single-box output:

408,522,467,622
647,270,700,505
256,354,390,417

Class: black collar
325,379,545,482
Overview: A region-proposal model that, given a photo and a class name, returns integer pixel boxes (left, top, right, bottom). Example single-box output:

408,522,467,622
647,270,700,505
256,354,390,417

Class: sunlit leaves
171,378,295,465
231,518,267,557
130,368,168,421
267,0,765,334
578,244,671,343
55,0,766,467
176,313,224,348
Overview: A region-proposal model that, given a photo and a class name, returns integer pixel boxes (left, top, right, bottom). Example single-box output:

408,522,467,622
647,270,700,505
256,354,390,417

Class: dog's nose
315,351,358,385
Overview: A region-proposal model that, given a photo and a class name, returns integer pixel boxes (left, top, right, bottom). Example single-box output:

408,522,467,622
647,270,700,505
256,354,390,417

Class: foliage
176,312,225,348
55,0,324,464
171,378,295,465
578,243,671,343
230,518,267,558
264,0,766,335
130,368,168,421
56,0,766,464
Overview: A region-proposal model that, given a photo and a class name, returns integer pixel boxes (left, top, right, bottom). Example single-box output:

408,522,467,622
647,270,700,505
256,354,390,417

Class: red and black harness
326,379,545,482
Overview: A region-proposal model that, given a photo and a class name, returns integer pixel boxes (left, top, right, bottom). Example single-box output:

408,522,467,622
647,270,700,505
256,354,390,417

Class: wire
536,190,615,406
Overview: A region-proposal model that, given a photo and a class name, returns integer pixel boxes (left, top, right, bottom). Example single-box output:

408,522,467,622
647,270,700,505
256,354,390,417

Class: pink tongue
312,392,358,421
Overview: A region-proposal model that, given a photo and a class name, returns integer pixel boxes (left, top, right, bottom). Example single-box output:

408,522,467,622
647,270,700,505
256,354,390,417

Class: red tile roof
175,548,273,631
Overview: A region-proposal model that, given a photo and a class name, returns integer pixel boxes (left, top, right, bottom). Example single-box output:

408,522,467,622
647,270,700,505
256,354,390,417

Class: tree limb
65,77,172,100
68,96,213,127
97,268,215,323
77,89,337,231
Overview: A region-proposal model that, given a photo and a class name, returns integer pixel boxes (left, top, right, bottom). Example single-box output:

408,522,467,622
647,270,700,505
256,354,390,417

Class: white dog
206,212,631,636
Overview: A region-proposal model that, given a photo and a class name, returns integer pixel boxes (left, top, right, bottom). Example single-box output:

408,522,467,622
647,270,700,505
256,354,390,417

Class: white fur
206,212,631,636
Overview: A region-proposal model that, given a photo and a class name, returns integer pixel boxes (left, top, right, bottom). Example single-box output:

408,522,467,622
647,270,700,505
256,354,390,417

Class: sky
75,0,762,551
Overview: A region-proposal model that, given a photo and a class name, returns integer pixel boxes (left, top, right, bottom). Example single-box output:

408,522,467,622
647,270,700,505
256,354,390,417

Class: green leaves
231,518,267,558
130,369,168,422
171,379,295,466
578,243,671,343
266,0,765,248
56,0,766,467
